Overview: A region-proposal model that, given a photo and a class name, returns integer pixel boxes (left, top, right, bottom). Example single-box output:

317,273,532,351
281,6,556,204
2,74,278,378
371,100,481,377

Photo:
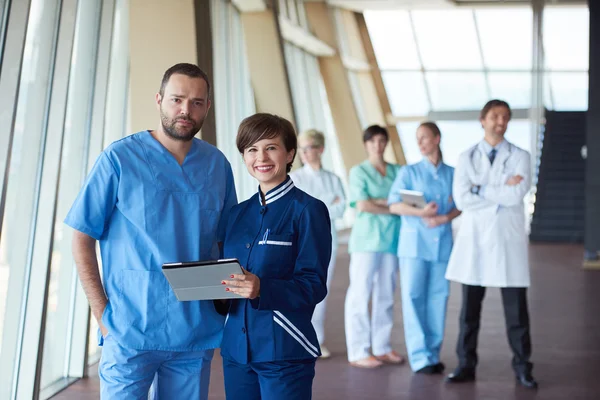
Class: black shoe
416,362,445,375
416,365,436,374
445,367,476,383
433,362,445,373
516,373,538,389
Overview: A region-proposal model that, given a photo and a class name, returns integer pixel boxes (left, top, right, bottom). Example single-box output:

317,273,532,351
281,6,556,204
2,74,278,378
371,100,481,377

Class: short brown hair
480,99,512,120
236,113,298,173
363,125,389,143
159,63,211,99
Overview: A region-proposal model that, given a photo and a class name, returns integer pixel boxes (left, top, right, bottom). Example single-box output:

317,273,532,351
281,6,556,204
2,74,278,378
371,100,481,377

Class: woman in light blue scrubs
388,122,461,374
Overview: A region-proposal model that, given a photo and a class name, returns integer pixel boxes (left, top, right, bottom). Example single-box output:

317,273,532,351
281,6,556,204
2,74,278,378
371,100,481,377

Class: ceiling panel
412,9,482,69
325,0,583,11
364,10,421,69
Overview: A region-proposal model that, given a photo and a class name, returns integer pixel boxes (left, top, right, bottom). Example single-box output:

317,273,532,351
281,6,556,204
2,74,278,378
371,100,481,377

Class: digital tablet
399,189,427,209
162,258,244,301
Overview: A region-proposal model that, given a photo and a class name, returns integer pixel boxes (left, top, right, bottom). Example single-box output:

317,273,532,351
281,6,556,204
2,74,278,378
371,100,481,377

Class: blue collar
258,176,295,205
140,130,200,160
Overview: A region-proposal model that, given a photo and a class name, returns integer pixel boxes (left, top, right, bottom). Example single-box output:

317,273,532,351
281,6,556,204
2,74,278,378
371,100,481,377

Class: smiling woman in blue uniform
220,113,332,400
388,122,460,374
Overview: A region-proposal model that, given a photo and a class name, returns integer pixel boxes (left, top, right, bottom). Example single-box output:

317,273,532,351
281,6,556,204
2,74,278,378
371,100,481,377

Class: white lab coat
445,140,531,287
290,164,346,243
291,164,346,344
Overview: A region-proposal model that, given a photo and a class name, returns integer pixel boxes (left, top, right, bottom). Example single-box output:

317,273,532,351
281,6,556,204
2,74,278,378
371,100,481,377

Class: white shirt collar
479,139,508,154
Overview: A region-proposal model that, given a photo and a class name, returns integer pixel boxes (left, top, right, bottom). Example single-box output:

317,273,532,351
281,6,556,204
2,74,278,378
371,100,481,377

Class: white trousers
312,244,337,345
344,252,399,362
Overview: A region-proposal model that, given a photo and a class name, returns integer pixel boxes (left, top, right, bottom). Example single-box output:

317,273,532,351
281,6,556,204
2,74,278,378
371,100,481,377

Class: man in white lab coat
445,100,538,389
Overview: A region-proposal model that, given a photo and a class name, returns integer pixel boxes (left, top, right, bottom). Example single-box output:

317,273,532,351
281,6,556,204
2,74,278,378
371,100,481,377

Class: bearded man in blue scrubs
65,63,237,399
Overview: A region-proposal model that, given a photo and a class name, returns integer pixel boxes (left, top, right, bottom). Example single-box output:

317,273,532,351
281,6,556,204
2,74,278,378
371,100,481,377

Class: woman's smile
255,164,274,173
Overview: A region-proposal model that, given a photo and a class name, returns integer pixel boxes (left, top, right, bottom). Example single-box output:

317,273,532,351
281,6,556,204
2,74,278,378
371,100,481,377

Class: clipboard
399,189,427,209
162,258,244,301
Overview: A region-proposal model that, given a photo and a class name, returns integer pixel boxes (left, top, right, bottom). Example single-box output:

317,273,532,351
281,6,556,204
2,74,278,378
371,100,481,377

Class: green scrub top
348,160,401,254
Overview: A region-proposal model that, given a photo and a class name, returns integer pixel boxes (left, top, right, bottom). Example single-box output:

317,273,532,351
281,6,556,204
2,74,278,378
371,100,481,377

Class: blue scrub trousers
99,335,213,399
222,357,316,400
400,258,449,371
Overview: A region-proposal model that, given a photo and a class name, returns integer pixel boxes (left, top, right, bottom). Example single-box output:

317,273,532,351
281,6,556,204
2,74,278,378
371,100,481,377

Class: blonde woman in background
290,129,346,359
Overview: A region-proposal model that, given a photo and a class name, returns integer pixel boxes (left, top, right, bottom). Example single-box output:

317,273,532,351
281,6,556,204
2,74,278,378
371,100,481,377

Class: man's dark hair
159,63,211,99
362,125,389,143
480,99,512,120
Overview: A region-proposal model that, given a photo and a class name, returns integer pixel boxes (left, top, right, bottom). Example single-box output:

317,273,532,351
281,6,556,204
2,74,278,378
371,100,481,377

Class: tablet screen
162,258,244,301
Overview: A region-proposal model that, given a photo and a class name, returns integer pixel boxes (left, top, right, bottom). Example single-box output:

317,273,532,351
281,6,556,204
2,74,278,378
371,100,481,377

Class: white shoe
319,345,331,359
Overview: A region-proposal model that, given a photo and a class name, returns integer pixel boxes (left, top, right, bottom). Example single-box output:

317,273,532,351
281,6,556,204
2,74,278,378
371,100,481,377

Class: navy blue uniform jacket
220,177,332,363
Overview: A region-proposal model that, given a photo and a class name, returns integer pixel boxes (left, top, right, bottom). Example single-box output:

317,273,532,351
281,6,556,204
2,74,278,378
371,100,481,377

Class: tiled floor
53,243,600,399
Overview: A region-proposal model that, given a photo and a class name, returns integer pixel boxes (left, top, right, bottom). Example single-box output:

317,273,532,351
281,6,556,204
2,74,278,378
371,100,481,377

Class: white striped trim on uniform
258,240,292,246
272,310,318,357
258,180,295,205
265,179,294,200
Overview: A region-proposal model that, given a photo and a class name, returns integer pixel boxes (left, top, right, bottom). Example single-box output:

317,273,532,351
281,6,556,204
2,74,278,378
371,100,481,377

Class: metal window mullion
70,0,117,375
547,74,555,110
62,0,101,379
0,0,32,241
528,0,545,222
542,46,555,110
11,0,66,396
332,8,367,128
408,10,433,113
0,3,32,400
332,8,348,58
87,0,116,164
472,10,492,99
103,0,129,148
0,0,13,67
286,0,298,25
64,0,107,380
234,4,257,201
15,0,80,397
297,0,309,30
376,68,586,73
211,0,226,152
302,51,317,128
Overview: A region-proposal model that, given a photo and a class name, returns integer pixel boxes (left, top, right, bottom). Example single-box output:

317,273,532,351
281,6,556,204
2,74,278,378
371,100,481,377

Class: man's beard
160,108,205,142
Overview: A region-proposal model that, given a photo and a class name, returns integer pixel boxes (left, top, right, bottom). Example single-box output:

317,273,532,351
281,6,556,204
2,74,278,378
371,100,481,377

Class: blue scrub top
64,131,238,351
387,159,455,262
220,177,332,364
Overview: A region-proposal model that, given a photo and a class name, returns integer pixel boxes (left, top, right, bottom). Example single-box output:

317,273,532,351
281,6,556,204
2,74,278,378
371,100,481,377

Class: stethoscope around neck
469,143,514,175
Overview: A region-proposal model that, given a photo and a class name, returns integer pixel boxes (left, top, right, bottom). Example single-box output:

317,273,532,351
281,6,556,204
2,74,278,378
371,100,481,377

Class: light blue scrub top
387,159,455,262
64,131,238,351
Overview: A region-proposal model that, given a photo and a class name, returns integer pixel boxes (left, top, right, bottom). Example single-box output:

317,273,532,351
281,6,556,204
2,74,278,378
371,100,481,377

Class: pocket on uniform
118,270,167,333
258,233,293,247
256,234,296,278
